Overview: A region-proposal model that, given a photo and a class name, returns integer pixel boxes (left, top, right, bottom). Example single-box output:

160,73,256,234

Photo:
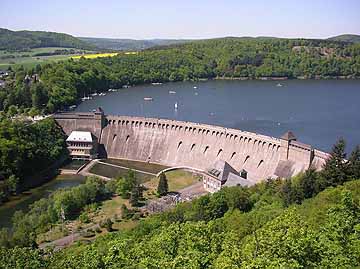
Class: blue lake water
76,79,360,153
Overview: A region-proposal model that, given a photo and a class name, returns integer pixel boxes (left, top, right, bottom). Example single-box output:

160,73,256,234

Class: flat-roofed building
66,131,98,160
203,160,255,193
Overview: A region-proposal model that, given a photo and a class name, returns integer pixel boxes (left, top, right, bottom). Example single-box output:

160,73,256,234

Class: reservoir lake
76,79,360,153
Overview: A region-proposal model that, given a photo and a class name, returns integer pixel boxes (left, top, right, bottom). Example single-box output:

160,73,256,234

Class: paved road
39,224,100,251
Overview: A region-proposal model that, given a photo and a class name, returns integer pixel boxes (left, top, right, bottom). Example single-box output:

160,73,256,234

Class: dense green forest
0,118,67,205
1,37,360,113
328,34,360,43
0,28,95,51
1,139,360,268
79,37,191,51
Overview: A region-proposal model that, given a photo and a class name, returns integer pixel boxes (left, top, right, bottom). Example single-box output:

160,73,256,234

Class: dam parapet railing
106,115,283,147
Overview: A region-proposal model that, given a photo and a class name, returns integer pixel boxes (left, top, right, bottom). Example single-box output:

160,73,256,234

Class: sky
1,0,359,39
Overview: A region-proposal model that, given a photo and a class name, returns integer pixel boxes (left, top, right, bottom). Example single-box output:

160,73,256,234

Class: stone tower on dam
53,109,329,182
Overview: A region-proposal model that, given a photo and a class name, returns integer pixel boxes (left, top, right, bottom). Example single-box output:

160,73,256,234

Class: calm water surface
0,175,85,228
76,80,360,153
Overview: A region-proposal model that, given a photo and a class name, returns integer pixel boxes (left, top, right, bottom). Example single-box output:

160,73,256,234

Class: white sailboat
174,102,178,110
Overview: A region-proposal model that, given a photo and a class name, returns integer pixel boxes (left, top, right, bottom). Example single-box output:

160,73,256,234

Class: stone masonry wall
54,112,329,182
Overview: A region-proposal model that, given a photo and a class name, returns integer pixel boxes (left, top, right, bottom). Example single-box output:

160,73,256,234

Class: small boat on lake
144,97,153,101
276,83,283,87
169,91,176,94
193,86,198,89
174,102,178,110
152,82,162,85
81,95,92,101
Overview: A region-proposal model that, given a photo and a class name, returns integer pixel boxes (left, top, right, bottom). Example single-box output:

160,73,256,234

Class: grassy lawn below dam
101,158,168,174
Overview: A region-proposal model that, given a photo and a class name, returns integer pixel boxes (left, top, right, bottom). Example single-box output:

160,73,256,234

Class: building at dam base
53,109,329,191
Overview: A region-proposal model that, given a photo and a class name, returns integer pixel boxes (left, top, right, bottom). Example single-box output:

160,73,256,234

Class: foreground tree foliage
1,140,360,268
4,180,357,268
1,37,360,113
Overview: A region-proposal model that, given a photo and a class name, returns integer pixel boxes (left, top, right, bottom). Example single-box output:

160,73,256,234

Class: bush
104,218,113,232
121,204,133,220
79,212,90,224
100,218,113,232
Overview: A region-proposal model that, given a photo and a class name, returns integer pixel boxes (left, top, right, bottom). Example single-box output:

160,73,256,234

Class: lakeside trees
1,38,360,113
0,118,67,205
0,176,114,248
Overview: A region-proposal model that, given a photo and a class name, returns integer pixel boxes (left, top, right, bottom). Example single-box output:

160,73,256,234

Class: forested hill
328,34,360,43
79,37,191,51
1,37,360,113
0,28,95,51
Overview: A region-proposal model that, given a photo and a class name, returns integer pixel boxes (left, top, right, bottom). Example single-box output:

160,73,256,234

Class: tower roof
281,131,296,141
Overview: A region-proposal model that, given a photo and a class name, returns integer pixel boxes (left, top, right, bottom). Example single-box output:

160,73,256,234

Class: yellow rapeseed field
71,53,119,59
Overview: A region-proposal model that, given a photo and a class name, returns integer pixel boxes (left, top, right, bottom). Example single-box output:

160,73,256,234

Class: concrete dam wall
54,111,329,182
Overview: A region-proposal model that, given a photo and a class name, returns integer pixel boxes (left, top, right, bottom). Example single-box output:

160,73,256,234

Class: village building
66,131,98,160
203,160,254,193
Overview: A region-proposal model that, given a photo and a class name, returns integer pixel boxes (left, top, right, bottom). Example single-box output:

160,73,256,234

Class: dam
53,108,329,184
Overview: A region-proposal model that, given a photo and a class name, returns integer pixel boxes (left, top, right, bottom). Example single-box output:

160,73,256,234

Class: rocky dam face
53,110,329,182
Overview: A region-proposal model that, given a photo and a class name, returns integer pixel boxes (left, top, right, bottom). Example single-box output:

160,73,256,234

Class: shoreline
212,75,360,81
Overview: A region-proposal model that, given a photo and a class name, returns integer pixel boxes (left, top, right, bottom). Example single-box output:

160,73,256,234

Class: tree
299,168,317,199
281,178,293,206
0,228,11,248
347,145,360,180
319,138,348,191
0,247,47,269
116,178,130,199
130,185,140,207
157,173,168,196
317,190,360,268
5,175,19,195
31,83,48,109
121,204,132,220
7,105,18,117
